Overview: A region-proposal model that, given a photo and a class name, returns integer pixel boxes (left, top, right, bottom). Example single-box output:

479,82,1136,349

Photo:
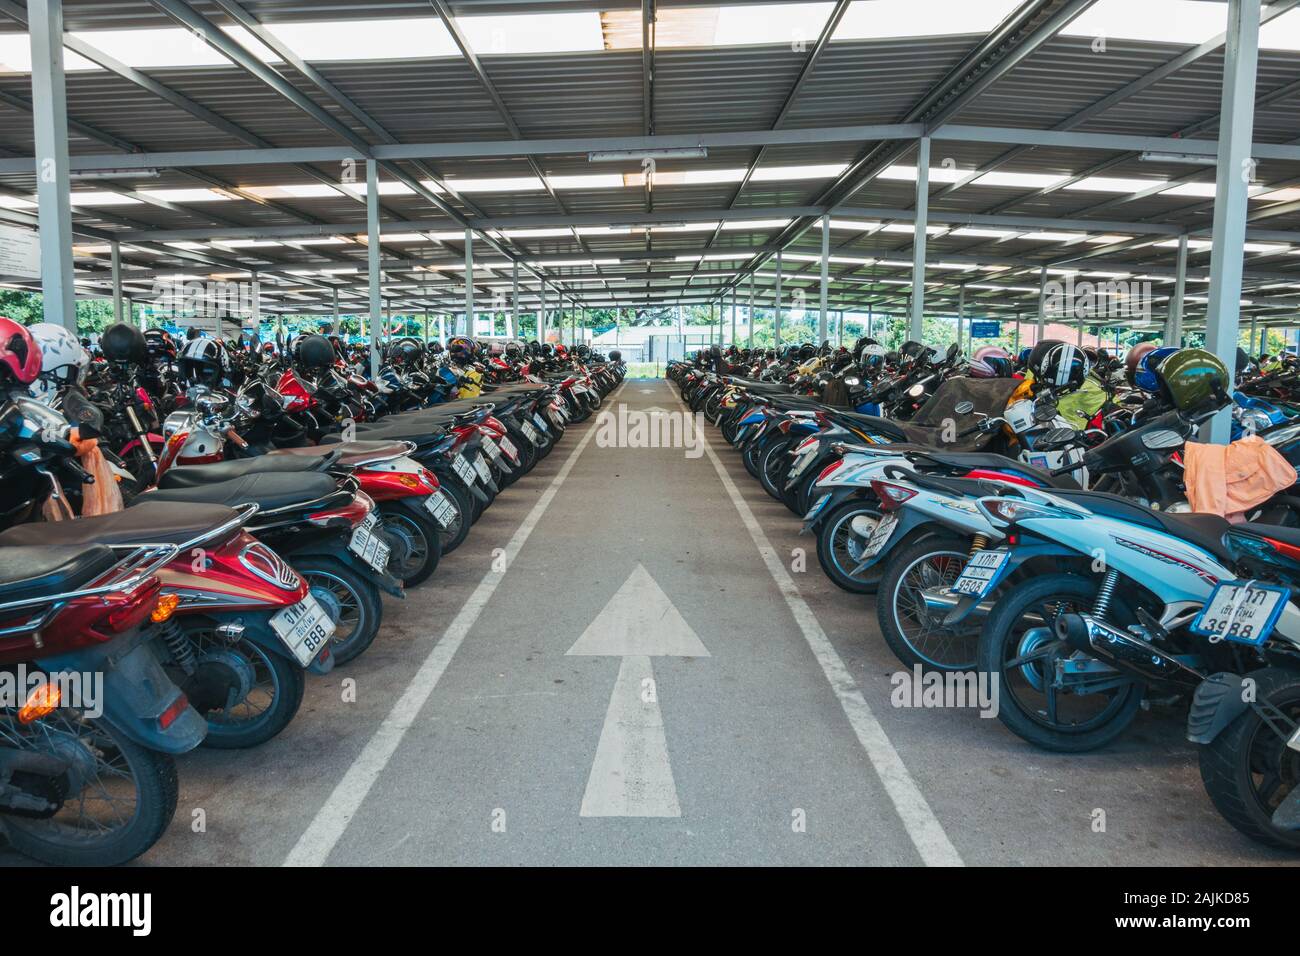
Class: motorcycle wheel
294,556,383,666
977,573,1143,752
742,438,764,479
877,535,981,672
377,502,442,587
0,712,178,866
196,626,306,750
434,480,472,554
758,435,797,501
1199,666,1300,850
815,499,887,594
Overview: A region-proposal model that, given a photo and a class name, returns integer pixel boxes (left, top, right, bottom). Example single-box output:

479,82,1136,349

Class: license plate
481,436,502,461
473,454,492,483
498,434,518,459
532,413,549,433
805,493,831,521
520,420,539,443
348,517,391,571
861,513,898,559
1191,580,1289,645
952,548,1011,598
424,490,457,528
270,593,336,666
452,452,476,484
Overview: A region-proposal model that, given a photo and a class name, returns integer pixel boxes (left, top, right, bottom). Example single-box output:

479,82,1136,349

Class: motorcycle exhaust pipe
1055,613,1202,683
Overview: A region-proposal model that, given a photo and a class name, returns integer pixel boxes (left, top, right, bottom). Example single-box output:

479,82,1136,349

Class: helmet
144,328,176,359
859,343,886,372
29,322,89,404
1016,346,1033,368
609,350,622,362
900,340,926,362
389,339,423,367
1134,345,1179,393
294,333,335,370
100,322,148,365
179,335,230,387
448,336,477,363
798,344,816,361
1157,348,1230,414
1037,342,1090,389
1125,341,1159,386
970,345,1012,379
0,318,41,386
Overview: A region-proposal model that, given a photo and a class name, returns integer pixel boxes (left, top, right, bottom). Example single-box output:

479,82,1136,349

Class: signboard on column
0,224,40,279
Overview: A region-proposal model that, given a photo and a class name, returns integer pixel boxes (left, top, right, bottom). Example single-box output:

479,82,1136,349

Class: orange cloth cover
1184,436,1298,520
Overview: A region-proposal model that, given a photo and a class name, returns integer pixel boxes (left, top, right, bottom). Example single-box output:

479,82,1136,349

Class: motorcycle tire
815,499,887,594
1,716,178,866
977,573,1143,752
201,637,306,750
294,556,384,666
877,535,981,672
377,501,443,588
758,434,798,501
1199,666,1300,850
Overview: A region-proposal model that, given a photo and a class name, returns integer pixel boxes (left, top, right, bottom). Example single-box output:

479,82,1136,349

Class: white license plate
452,452,476,484
424,490,457,528
498,434,518,459
348,517,391,571
861,513,899,559
270,593,336,666
473,454,493,483
520,420,539,442
952,548,1011,598
481,436,502,461
1192,580,1289,645
532,413,549,433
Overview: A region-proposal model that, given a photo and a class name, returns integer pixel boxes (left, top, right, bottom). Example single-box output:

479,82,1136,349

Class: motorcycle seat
828,412,910,442
912,451,1082,491
138,472,339,512
0,503,240,548
270,441,410,467
322,423,446,446
0,545,119,606
157,452,338,489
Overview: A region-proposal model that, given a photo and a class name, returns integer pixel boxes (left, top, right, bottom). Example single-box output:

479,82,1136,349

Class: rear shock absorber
969,533,990,556
1093,569,1119,623
156,618,198,674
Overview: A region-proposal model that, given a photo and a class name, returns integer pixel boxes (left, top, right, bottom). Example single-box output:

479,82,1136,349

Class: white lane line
284,383,623,866
682,385,964,867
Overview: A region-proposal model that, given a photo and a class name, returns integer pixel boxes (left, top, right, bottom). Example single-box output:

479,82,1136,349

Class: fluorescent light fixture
879,164,968,184
70,168,161,181
1064,176,1170,193
589,148,708,162
1139,151,1217,166
141,188,232,203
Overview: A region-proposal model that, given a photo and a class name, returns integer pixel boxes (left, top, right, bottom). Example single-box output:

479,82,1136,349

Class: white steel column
463,228,474,338
1036,265,1048,343
510,260,519,339
1168,234,1188,347
366,159,383,380
909,136,931,343
110,241,123,325
774,249,784,345
818,213,830,344
539,282,548,343
1204,0,1262,443
747,276,755,348
956,284,965,354
29,0,77,332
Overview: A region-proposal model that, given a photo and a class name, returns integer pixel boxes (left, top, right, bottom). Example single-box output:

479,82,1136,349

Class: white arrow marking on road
567,564,709,817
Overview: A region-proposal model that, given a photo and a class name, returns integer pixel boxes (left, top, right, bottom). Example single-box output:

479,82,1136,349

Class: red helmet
0,317,41,385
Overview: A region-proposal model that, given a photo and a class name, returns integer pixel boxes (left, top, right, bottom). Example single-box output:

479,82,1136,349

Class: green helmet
1158,348,1229,413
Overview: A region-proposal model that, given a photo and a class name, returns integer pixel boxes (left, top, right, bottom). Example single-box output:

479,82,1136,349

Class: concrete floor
4,378,1296,866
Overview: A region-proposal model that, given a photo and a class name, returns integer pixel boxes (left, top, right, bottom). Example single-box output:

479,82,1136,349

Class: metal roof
0,0,1298,329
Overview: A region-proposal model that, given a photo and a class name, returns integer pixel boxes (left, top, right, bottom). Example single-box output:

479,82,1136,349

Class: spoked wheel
878,536,982,672
185,624,305,750
1200,667,1300,850
977,573,1143,752
294,557,383,666
0,710,178,866
814,499,887,594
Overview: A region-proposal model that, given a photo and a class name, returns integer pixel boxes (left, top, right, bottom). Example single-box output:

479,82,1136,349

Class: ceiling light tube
588,147,708,162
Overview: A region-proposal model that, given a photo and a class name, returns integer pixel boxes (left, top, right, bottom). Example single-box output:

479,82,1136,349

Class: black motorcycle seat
323,422,445,446
0,503,240,548
829,412,910,442
138,472,339,512
913,451,1082,491
157,453,335,489
0,544,119,606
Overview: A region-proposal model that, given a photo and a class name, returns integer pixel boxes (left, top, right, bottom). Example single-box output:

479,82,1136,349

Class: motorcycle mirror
946,343,959,363
954,401,975,415
907,383,925,399
60,389,105,437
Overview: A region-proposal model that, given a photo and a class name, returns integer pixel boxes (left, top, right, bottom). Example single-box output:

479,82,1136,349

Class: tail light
870,480,917,511
963,468,1040,488
816,460,845,483
102,577,163,634
308,491,374,528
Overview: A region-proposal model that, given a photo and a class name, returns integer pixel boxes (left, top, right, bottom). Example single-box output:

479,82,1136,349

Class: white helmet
29,322,89,406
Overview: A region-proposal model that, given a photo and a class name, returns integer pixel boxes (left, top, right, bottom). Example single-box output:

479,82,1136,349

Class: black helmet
798,343,816,361
609,350,622,362
899,340,925,360
294,333,335,370
389,338,423,366
179,335,229,386
100,322,148,365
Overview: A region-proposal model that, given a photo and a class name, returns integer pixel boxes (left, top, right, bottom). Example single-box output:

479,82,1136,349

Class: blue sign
969,320,1001,339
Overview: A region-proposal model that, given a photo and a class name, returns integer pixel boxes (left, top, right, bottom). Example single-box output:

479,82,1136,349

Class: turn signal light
18,683,61,724
151,593,181,623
